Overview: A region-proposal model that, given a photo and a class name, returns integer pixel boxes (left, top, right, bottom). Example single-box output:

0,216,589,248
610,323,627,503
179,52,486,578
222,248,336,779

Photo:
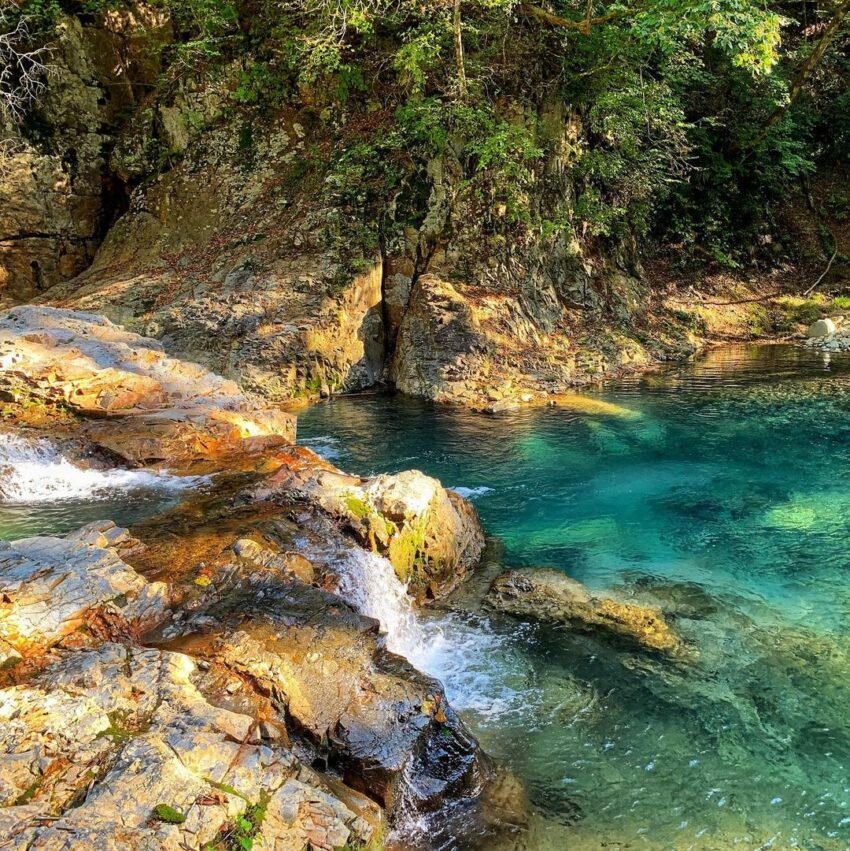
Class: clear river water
297,344,850,851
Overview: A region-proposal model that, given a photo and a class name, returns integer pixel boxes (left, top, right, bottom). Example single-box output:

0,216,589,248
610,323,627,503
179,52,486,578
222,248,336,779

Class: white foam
449,485,494,500
301,435,345,461
329,542,535,724
326,545,427,658
0,433,205,504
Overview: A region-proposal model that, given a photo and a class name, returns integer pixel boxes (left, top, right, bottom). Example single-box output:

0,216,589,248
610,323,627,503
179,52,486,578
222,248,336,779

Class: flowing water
298,344,850,850
0,432,205,539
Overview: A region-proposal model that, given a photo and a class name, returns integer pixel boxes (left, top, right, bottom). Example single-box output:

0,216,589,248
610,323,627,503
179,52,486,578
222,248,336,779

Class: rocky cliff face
2,5,814,410
0,3,695,408
0,7,171,303
36,92,686,409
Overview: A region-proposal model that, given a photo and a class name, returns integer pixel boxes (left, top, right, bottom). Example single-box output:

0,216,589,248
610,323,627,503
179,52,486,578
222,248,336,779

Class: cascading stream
328,541,535,721
0,433,203,504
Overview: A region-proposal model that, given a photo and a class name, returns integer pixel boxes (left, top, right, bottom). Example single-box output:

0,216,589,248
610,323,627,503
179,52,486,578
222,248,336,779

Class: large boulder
0,305,295,463
165,575,490,813
0,521,169,658
807,317,836,338
487,568,685,655
253,449,485,599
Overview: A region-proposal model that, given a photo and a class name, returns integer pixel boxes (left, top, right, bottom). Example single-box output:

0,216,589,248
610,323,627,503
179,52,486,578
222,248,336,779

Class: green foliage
231,62,290,107
206,792,269,851
13,0,849,268
394,25,445,93
783,299,825,325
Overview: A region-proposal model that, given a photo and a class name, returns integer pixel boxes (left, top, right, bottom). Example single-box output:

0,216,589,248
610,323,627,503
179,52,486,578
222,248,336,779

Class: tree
750,0,850,146
0,0,53,123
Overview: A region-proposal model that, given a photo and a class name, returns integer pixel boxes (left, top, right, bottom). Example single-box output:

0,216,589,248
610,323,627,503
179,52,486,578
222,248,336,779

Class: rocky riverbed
0,306,513,850
0,305,721,850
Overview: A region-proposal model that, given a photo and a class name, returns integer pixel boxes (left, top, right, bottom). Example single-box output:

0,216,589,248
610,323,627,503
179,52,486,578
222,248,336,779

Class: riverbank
0,306,525,850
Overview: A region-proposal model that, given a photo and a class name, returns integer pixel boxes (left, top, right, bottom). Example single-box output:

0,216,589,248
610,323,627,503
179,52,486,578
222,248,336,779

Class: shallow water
299,345,850,850
0,433,205,539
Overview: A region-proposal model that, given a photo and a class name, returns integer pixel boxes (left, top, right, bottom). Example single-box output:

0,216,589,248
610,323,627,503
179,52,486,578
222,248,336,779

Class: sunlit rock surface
0,642,377,849
0,305,295,462
164,576,488,813
0,304,508,849
254,448,484,599
0,521,168,656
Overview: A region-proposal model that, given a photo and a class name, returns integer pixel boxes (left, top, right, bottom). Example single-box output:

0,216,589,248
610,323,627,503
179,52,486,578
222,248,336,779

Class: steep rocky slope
2,4,846,409
0,8,171,301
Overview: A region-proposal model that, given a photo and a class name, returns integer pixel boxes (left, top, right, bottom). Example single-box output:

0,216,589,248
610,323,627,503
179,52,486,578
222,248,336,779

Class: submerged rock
487,568,684,655
0,521,169,657
0,305,295,463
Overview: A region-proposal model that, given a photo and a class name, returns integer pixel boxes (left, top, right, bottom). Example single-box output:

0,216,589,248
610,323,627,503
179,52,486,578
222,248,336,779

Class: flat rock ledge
0,305,295,464
0,521,169,657
487,568,685,655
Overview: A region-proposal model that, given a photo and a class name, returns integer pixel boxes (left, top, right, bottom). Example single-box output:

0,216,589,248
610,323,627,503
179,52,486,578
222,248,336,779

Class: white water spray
0,433,204,504
328,546,431,661
328,542,536,724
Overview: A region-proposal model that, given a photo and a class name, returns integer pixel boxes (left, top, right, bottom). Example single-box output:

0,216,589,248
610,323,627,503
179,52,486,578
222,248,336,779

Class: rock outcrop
0,9,172,302
487,568,685,655
42,106,388,401
0,302,507,848
0,305,295,463
27,53,681,411
0,642,379,849
0,521,168,657
254,449,485,599
164,575,488,813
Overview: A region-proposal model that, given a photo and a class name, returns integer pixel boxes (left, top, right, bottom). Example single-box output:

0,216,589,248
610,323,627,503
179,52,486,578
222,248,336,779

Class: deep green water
298,345,850,850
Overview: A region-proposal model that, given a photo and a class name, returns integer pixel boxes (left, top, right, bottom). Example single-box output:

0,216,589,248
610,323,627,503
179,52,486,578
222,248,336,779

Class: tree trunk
453,0,467,97
751,0,850,147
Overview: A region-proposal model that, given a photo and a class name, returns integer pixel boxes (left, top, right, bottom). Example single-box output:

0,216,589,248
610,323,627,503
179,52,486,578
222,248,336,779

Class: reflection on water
299,345,850,849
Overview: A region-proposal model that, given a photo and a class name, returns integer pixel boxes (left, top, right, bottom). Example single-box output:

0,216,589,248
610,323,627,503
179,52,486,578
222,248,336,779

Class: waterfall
0,433,204,503
329,543,535,725
330,546,434,663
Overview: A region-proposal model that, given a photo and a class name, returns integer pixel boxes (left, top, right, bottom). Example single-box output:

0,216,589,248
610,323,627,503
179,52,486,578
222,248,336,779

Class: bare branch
0,1,54,123
519,1,623,34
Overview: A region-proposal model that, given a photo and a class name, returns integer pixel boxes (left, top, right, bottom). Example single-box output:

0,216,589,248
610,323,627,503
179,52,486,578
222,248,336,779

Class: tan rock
184,575,487,812
488,568,685,655
0,521,169,655
0,643,377,850
254,453,484,600
0,306,295,463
